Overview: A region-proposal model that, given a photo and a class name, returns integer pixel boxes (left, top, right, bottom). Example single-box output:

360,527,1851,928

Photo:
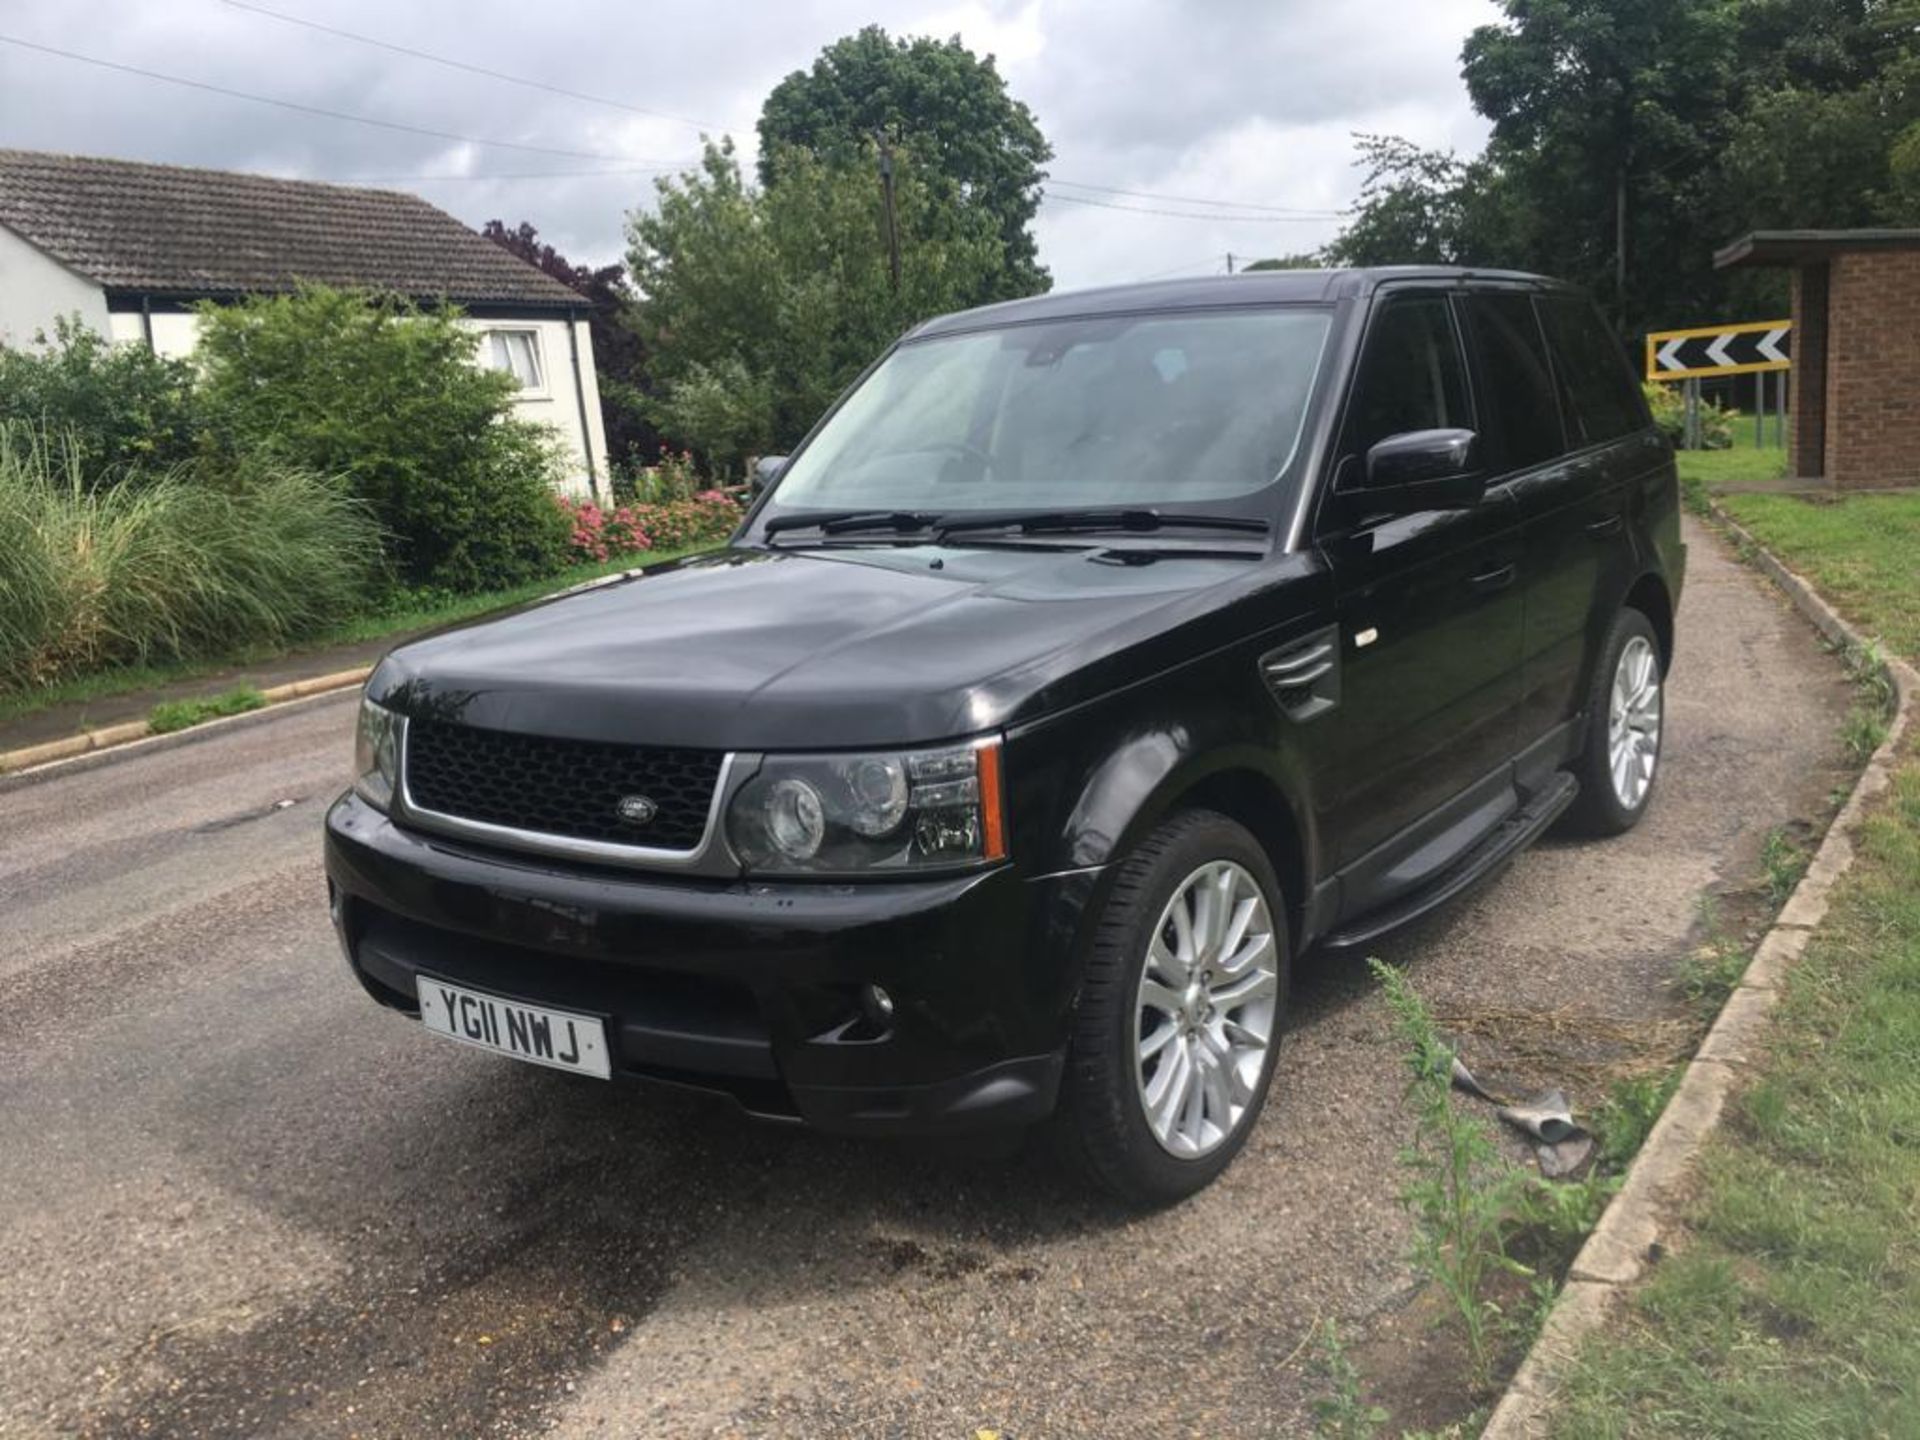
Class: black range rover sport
326,268,1683,1203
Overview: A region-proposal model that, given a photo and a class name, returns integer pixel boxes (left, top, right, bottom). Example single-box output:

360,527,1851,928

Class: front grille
404,718,723,851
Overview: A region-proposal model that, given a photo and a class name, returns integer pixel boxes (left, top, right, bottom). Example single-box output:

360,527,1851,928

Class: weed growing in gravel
1307,1320,1387,1440
1590,1070,1683,1170
1673,934,1748,1012
1672,896,1748,1012
1838,639,1894,764
1760,825,1811,908
1370,959,1532,1392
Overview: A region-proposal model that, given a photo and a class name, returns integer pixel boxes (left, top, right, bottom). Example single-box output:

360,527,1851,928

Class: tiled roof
0,149,583,309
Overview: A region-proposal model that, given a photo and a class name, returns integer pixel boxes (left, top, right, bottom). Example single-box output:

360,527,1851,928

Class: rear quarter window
1466,292,1565,472
1538,295,1648,446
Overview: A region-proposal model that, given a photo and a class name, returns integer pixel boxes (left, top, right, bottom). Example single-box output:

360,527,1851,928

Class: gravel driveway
0,516,1851,1439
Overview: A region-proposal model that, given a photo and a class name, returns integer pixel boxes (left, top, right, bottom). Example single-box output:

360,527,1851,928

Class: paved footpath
0,517,1854,1439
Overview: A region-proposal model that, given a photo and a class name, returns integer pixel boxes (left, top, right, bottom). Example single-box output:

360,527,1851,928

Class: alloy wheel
1607,634,1662,811
1131,859,1279,1158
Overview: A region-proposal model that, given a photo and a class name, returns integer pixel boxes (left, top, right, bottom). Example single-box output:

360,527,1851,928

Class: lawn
1673,410,1789,509
1548,472,1920,1436
1674,413,1920,657
0,544,713,729
1715,492,1920,661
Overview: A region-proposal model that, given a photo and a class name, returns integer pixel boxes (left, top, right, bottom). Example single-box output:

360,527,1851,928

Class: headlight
727,739,1007,875
353,697,401,811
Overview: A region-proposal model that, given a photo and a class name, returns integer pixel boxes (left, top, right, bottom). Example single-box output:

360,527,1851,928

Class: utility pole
875,132,901,294
1225,252,1236,275
1615,165,1628,312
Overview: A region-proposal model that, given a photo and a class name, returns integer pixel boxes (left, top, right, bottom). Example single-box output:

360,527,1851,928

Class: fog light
861,984,895,1026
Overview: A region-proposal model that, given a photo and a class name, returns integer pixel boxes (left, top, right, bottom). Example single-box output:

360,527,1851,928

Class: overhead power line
1,30,1347,223
218,0,724,133
211,4,1337,220
1045,178,1338,217
346,166,692,184
0,33,684,164
1040,190,1340,223
219,1,1333,218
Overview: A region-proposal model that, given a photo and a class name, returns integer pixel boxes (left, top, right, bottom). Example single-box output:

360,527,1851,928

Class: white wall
0,223,110,349
107,308,199,358
466,316,610,499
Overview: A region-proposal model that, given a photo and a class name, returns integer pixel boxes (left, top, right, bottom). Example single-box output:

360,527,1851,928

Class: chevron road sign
1644,319,1792,381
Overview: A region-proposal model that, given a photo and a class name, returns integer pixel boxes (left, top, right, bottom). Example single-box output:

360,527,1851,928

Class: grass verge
1551,756,1920,1438
147,685,266,735
1545,480,1918,1437
1673,414,1788,513
0,545,710,730
1715,492,1920,662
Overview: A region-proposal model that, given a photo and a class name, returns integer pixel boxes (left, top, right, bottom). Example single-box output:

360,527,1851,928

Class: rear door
1315,289,1526,890
1460,291,1589,768
1518,293,1649,759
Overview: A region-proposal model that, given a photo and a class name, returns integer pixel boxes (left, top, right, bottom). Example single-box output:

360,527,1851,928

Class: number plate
416,977,611,1079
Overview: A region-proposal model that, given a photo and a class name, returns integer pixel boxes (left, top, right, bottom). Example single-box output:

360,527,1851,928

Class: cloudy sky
0,0,1498,293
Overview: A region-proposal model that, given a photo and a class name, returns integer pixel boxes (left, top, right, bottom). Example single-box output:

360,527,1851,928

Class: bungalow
0,148,609,497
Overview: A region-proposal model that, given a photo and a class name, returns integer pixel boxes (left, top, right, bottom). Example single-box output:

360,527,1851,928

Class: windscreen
768,307,1332,514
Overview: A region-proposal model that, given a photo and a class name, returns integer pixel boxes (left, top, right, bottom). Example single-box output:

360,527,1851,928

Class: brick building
1716,229,1920,489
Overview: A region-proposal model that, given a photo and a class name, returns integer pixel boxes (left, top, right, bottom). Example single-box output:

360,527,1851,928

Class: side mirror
751,454,788,496
1360,429,1485,513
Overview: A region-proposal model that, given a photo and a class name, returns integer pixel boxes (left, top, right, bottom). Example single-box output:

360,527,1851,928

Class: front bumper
323,792,1090,1134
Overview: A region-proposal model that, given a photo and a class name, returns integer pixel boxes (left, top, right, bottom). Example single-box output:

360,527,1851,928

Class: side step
1317,772,1579,957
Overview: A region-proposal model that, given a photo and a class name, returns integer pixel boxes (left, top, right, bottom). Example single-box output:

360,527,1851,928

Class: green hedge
196,287,571,593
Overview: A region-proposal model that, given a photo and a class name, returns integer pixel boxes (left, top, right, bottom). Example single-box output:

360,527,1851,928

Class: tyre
1565,607,1665,836
1056,810,1288,1205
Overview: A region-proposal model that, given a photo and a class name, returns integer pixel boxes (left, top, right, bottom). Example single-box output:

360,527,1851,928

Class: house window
483,328,544,392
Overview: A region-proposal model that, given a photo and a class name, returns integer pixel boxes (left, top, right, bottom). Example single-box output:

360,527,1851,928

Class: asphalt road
0,518,1854,1439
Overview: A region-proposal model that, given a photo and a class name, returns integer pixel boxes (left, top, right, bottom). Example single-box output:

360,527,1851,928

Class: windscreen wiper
931,508,1270,541
761,509,942,540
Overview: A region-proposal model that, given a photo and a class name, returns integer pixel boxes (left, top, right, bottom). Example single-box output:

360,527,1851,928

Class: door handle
1467,561,1517,592
1585,514,1625,538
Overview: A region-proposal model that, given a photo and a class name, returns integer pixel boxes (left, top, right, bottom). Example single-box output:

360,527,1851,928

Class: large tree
627,138,1002,473
757,25,1051,302
481,220,656,469
1460,0,1741,330
1717,0,1920,228
1335,0,1920,334
1325,135,1529,271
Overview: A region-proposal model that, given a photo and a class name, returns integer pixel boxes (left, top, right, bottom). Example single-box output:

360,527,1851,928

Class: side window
1538,295,1647,445
1340,295,1471,479
1466,293,1565,471
482,328,545,392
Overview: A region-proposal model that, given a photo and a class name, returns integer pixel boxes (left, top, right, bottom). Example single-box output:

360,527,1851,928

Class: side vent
1260,625,1340,721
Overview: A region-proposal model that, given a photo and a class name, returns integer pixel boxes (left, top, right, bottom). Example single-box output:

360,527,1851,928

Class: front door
1315,290,1527,897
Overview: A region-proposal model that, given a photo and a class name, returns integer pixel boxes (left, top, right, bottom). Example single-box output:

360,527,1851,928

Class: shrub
0,317,202,481
630,491,744,551
559,498,653,563
0,428,385,689
647,357,778,480
555,490,742,563
612,446,705,504
1643,381,1732,450
195,286,570,593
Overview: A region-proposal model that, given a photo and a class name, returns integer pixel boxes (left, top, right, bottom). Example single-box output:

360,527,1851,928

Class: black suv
326,268,1682,1203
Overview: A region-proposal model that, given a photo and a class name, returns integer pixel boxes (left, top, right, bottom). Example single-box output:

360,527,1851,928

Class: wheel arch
1624,569,1676,673
1176,769,1310,945
1065,741,1318,960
